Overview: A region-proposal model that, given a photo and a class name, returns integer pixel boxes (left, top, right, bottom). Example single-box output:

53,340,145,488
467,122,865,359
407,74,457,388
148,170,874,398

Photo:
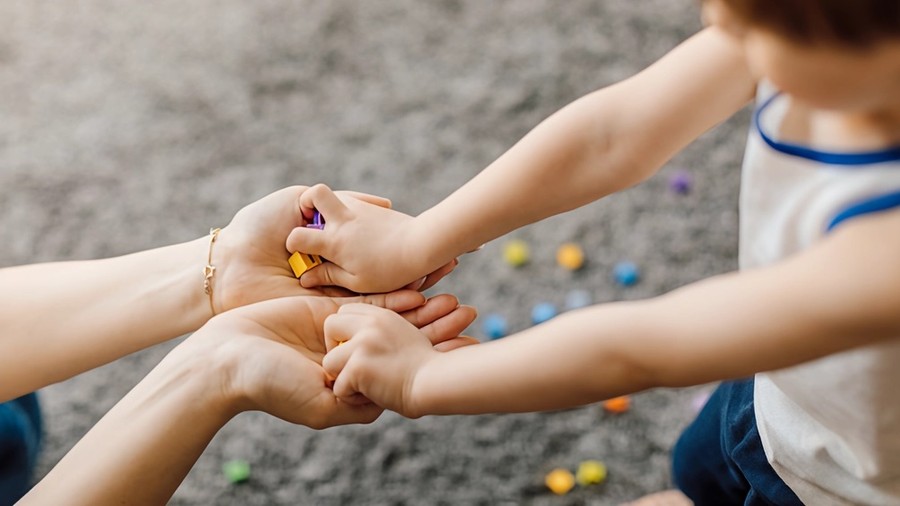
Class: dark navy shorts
0,392,42,506
672,379,804,506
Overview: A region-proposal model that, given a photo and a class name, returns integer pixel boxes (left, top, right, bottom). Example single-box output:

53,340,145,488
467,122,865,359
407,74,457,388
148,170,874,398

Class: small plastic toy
289,252,322,278
556,243,585,271
222,459,251,484
306,210,326,230
482,314,508,340
502,239,530,267
564,289,592,310
613,261,640,287
668,169,693,195
576,460,607,486
290,211,325,278
603,395,631,414
545,468,576,495
531,302,558,325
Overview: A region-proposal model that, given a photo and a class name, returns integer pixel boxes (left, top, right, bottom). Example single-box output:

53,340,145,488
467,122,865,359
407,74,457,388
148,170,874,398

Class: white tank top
742,86,900,505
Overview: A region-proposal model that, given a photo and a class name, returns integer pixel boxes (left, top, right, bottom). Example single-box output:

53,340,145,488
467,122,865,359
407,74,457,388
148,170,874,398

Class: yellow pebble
556,243,585,270
576,460,607,486
503,239,530,267
545,468,575,495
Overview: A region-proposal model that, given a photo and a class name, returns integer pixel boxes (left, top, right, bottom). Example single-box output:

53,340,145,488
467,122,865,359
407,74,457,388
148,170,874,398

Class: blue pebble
613,262,640,287
482,314,508,340
531,302,558,325
565,289,593,310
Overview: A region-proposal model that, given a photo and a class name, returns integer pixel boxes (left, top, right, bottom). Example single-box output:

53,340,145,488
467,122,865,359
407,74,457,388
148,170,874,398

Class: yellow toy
289,252,322,278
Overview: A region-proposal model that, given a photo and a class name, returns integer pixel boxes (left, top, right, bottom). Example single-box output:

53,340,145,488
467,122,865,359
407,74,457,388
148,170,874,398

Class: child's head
702,0,900,113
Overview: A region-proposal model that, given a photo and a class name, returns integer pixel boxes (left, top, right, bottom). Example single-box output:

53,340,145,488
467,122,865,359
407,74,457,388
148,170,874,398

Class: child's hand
322,302,475,417
195,290,476,429
286,184,453,294
212,186,393,313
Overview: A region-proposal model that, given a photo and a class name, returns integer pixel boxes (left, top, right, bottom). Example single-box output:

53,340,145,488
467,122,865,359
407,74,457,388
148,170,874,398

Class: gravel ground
0,1,749,504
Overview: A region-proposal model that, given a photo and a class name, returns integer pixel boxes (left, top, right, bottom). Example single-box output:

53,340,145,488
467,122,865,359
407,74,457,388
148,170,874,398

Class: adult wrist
176,329,249,418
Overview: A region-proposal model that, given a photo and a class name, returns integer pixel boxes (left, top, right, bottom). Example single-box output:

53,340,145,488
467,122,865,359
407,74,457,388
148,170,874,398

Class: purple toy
307,210,325,230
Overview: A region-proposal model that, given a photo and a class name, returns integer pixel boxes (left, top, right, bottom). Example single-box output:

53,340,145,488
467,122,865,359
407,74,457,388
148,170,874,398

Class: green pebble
223,459,251,483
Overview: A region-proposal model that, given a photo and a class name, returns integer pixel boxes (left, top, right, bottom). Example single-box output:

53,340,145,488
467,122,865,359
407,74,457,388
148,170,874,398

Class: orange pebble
603,395,631,414
545,468,576,495
556,243,585,271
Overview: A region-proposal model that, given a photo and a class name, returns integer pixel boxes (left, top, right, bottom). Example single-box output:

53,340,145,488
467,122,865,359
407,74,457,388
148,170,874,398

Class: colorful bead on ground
556,243,585,271
603,395,631,414
576,460,608,486
222,459,251,484
545,468,576,495
612,261,640,287
502,239,530,267
668,169,693,195
564,289,593,310
531,302,558,325
482,313,509,340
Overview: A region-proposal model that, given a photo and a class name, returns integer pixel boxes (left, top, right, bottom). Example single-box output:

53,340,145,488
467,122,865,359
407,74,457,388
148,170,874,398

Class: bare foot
620,489,693,506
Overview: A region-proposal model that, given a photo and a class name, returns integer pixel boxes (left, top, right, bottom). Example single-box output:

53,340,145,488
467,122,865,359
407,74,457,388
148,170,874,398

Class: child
288,1,900,504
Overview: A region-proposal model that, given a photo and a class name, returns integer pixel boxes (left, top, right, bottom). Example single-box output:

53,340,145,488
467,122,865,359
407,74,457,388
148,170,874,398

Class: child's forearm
412,28,755,267
21,337,235,506
410,220,900,416
413,89,635,262
0,239,209,401
411,303,654,415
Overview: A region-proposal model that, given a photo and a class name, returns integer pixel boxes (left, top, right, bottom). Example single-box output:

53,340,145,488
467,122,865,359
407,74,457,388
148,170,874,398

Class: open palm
199,290,477,428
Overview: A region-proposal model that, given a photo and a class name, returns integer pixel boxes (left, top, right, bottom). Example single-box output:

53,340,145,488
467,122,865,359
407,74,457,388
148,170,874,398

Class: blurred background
0,1,748,504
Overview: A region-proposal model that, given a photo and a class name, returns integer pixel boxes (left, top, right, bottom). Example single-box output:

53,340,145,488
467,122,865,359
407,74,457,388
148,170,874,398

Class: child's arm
22,292,476,505
289,27,756,293
323,209,900,416
0,186,390,402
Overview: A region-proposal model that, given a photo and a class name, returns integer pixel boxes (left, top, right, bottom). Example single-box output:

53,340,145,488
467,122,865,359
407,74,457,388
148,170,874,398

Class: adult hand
194,290,477,428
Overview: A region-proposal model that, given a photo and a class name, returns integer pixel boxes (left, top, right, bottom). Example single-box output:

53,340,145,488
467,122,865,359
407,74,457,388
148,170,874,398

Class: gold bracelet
203,228,221,317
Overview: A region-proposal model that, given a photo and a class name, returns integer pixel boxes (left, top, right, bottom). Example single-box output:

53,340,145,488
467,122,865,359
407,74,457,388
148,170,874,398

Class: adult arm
20,291,477,505
0,186,392,402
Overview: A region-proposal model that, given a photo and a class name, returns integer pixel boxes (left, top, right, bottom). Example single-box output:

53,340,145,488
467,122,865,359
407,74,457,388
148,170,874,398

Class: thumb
317,398,383,427
337,190,392,209
300,261,357,290
286,226,329,257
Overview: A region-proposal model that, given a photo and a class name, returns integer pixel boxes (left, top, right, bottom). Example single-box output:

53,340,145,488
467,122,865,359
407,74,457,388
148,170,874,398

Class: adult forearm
0,238,210,401
21,339,234,505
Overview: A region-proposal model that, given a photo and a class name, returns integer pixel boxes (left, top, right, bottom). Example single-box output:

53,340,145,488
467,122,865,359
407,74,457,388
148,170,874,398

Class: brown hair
716,0,900,46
